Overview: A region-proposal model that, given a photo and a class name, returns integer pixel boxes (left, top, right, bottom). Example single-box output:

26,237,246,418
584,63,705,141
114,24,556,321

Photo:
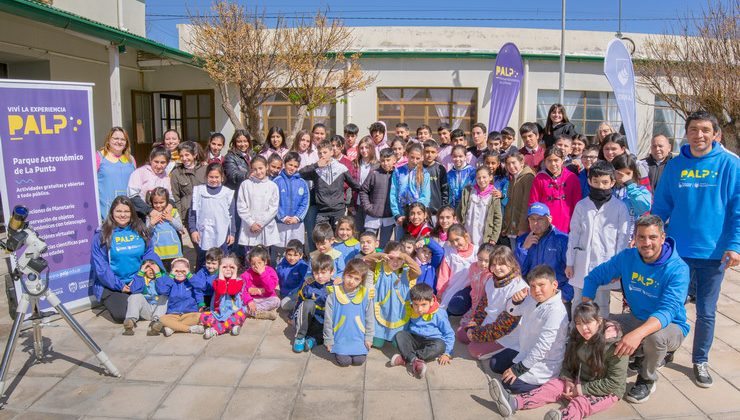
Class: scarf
407,222,431,239
588,187,612,209
493,271,520,288
474,183,494,198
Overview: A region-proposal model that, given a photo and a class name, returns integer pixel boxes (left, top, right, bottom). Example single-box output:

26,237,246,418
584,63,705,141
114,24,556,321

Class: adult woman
170,141,207,230
260,126,289,159
127,146,171,219
599,133,651,190
162,129,181,174
543,104,577,148
96,127,136,220
594,122,614,145
223,129,253,190
91,196,162,322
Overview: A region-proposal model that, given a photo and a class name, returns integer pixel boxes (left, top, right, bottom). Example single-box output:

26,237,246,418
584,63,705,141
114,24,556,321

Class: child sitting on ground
458,243,496,332
309,222,345,279
437,224,477,316
364,241,421,348
152,257,206,337
414,237,444,294
323,259,375,367
358,230,380,257
191,247,223,308
241,245,280,320
460,245,527,360
488,265,569,394
277,239,309,311
122,259,166,336
489,302,627,420
200,254,249,339
292,254,335,352
390,283,455,379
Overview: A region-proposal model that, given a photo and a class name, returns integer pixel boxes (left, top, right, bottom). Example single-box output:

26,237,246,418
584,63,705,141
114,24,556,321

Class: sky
144,0,726,49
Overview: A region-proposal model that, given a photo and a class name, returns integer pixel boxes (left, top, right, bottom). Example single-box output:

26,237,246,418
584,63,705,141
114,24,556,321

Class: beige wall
51,0,146,37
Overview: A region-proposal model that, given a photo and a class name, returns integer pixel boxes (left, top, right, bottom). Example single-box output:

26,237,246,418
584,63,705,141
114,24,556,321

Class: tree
188,2,292,141
283,13,376,135
635,0,739,152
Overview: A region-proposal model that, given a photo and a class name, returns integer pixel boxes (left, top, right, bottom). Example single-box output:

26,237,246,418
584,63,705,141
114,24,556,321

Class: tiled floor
0,263,739,419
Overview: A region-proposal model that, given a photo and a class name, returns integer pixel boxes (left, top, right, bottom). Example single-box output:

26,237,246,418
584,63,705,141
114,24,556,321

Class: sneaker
693,362,713,388
664,351,675,365
411,358,427,379
305,337,317,351
189,325,205,334
293,338,305,353
687,294,696,304
203,327,218,340
488,377,516,417
122,318,136,336
147,321,161,336
255,310,278,320
230,325,241,336
390,354,406,367
628,356,643,375
544,409,563,420
163,327,174,337
280,296,294,311
625,377,656,404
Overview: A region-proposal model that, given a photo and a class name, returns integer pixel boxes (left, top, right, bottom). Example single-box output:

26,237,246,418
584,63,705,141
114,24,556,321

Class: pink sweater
528,169,581,233
240,266,279,300
460,262,491,324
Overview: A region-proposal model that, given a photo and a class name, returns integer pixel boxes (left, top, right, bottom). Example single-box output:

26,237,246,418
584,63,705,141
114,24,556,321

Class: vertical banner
604,38,638,153
488,42,524,132
0,80,99,312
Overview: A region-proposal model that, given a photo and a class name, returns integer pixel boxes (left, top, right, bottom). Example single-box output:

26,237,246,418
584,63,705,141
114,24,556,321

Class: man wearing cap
515,202,571,311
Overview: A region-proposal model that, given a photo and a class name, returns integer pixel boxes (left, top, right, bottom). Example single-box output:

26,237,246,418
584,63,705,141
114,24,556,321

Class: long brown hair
563,302,618,379
290,129,312,153
406,142,424,189
100,196,148,249
354,136,378,169
544,103,571,135
101,126,133,163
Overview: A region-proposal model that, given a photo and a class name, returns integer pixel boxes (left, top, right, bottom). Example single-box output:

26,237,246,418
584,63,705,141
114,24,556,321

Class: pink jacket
127,164,171,201
528,169,581,233
240,266,279,300
460,262,491,324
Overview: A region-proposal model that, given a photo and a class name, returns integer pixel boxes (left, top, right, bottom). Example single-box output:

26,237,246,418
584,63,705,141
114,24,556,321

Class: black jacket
223,150,251,190
359,167,394,218
300,160,361,213
642,153,673,192
424,161,449,215
543,122,577,148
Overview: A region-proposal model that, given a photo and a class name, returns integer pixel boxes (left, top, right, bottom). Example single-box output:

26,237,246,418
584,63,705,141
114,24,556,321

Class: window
260,91,335,138
377,87,477,136
160,94,182,136
536,90,621,138
183,91,214,142
653,97,686,149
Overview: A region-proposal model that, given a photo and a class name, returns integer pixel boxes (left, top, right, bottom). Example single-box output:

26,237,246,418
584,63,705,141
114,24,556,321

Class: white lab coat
497,291,569,385
237,177,280,247
566,197,630,290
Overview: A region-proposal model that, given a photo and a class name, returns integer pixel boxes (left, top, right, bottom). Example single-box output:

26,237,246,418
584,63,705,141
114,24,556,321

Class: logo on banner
68,281,78,293
617,60,631,85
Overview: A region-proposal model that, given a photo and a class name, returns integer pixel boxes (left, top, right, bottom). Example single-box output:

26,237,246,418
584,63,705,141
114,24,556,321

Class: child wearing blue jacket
277,240,310,310
122,259,166,336
274,152,310,257
152,258,206,337
292,254,335,352
414,237,444,293
447,145,477,209
334,216,361,265
611,153,652,237
390,284,455,379
190,247,223,307
390,143,431,223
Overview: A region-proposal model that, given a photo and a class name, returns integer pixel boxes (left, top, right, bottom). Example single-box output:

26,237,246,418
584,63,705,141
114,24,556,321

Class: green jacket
501,165,535,236
560,321,628,397
456,185,502,244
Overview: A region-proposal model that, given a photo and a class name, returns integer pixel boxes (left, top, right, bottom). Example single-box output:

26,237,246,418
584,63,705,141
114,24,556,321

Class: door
131,90,154,165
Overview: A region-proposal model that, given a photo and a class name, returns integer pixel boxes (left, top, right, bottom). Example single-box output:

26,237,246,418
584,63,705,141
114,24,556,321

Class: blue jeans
446,286,472,316
685,258,724,364
489,348,539,394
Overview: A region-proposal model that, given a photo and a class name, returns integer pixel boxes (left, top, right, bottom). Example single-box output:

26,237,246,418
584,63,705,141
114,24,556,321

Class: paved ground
0,259,739,419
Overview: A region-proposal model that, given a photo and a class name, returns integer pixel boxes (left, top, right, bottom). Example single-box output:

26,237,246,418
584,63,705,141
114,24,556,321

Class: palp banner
604,38,638,153
0,79,99,312
488,42,524,132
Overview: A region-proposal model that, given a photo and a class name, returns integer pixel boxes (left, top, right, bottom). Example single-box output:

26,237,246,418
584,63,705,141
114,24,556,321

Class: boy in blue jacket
190,247,222,308
277,239,310,310
122,259,166,336
292,254,335,352
273,152,310,262
414,237,444,293
151,258,206,337
390,283,455,379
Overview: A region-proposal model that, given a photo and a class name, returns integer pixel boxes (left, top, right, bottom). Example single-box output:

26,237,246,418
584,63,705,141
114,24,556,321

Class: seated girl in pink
240,246,280,320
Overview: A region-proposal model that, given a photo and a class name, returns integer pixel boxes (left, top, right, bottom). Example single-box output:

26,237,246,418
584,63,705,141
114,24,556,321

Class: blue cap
528,202,550,217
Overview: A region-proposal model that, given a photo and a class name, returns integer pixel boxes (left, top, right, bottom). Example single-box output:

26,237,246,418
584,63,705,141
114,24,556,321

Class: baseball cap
528,202,550,217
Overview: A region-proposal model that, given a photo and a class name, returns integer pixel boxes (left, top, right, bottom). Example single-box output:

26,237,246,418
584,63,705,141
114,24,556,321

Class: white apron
439,244,478,307
192,185,234,249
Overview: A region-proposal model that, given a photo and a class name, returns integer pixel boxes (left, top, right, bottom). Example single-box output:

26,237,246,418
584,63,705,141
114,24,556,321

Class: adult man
583,215,689,403
514,203,571,311
642,134,674,191
652,111,740,388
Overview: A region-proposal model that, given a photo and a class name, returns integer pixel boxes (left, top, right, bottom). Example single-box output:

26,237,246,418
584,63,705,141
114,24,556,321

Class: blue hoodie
90,227,163,300
447,165,476,209
416,238,444,293
191,266,217,297
277,258,310,298
583,237,690,336
404,301,456,356
156,274,206,314
653,142,740,260
390,164,431,218
515,226,572,302
274,169,310,223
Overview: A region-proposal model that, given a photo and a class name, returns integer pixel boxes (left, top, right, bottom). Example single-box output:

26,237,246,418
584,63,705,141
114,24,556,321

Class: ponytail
407,143,424,189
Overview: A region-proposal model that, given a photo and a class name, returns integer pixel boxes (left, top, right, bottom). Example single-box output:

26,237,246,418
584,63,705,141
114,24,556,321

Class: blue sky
145,0,722,48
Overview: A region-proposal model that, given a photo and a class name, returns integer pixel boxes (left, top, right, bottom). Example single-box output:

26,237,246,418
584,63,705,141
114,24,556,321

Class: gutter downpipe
109,45,122,127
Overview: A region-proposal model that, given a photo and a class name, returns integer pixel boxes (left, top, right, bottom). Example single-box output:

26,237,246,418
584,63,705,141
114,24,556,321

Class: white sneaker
203,327,218,340
189,325,205,334
163,327,174,337
230,326,241,336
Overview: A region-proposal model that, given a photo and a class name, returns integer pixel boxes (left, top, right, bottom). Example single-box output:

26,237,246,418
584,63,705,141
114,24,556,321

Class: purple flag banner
0,80,99,311
488,42,524,132
604,38,638,153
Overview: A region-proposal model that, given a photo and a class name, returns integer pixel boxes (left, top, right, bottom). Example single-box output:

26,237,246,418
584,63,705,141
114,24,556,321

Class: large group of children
96,103,696,420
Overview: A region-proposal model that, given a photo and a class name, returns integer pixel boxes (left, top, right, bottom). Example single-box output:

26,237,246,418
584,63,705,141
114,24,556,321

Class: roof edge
341,50,604,62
